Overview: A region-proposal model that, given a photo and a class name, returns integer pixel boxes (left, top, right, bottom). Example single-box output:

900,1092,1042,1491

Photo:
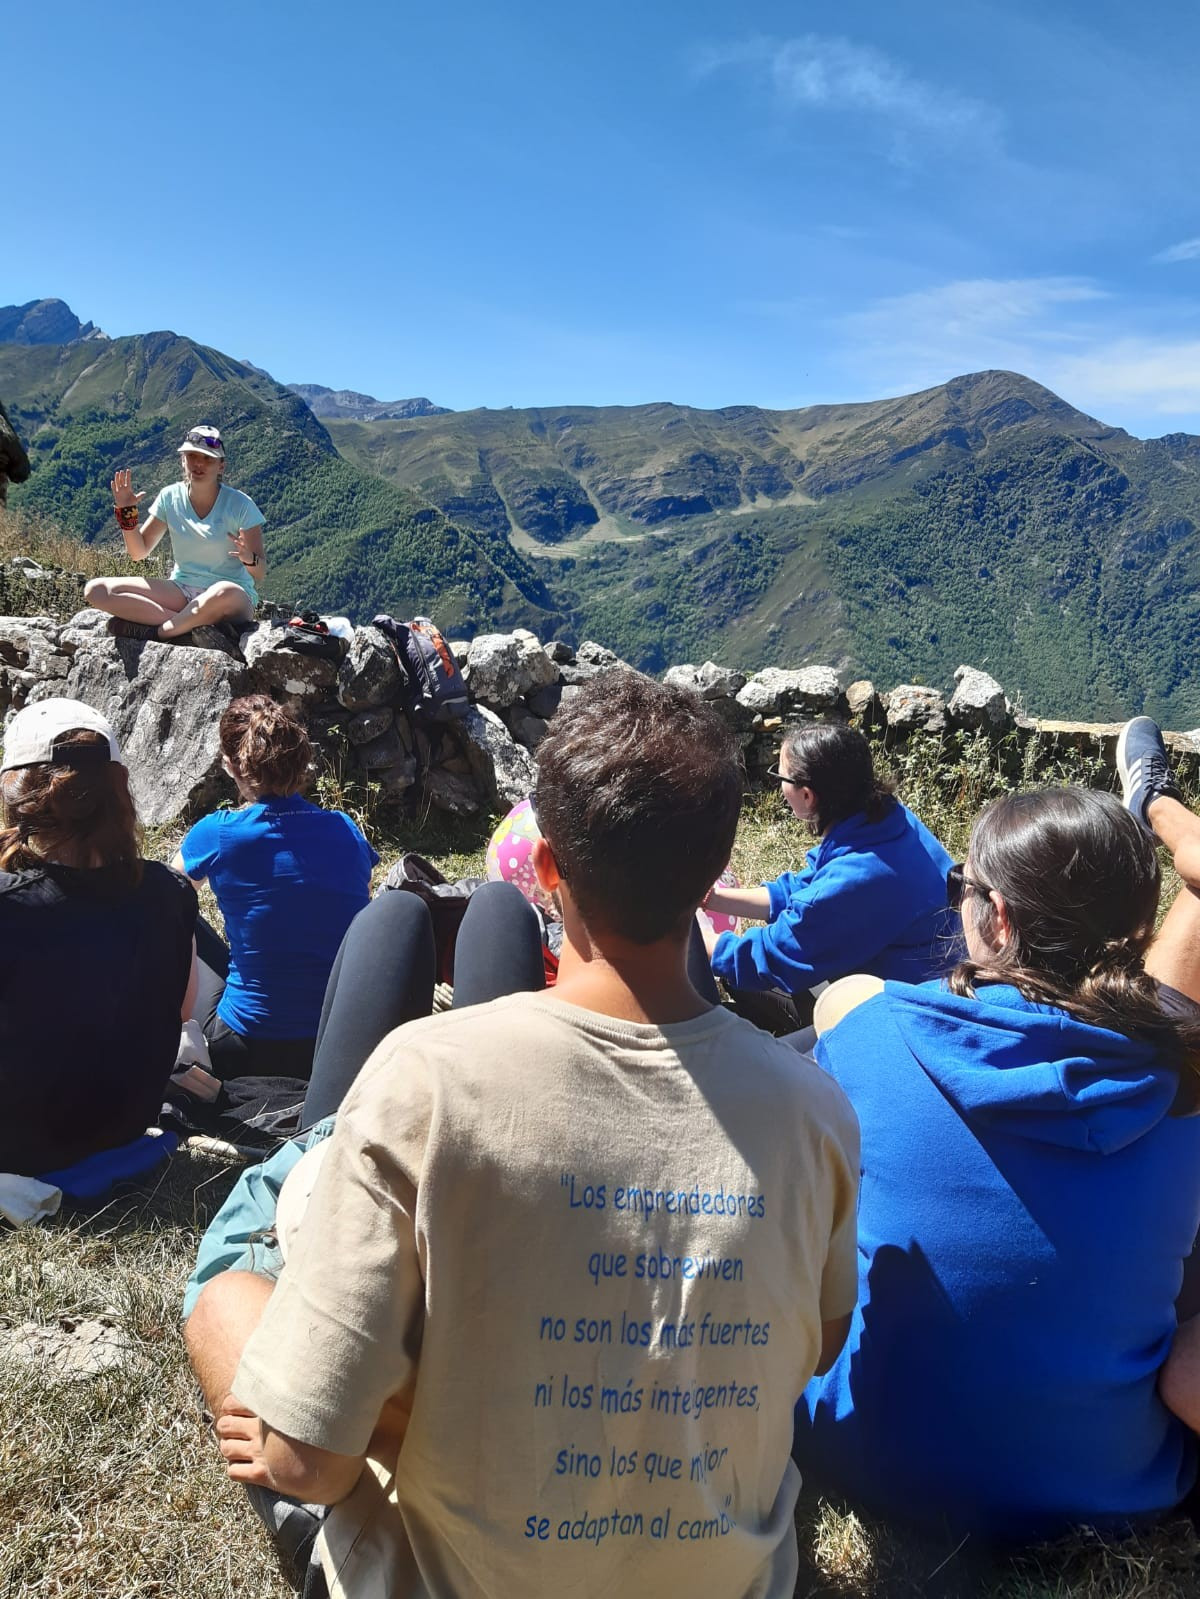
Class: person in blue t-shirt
794,785,1200,1541
697,722,959,1002
84,424,264,649
173,695,378,1080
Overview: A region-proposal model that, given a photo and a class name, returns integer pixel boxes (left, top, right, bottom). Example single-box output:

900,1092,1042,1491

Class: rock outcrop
1,605,1167,827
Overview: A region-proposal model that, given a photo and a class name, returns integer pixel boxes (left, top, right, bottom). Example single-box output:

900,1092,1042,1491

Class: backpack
372,614,469,726
280,611,346,663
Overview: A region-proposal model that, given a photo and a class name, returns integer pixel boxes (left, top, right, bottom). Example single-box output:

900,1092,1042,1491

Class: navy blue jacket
711,801,958,993
795,981,1200,1539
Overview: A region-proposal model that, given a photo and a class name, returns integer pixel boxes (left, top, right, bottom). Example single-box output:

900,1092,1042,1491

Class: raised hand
111,468,145,509
226,527,258,567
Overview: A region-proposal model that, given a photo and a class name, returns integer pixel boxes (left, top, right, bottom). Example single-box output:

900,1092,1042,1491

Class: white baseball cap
177,424,225,460
0,698,124,773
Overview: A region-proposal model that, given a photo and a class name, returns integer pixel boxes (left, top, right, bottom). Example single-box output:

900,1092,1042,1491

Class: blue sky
8,0,1200,435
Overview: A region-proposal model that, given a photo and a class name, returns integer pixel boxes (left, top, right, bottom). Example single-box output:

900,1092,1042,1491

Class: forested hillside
0,330,561,639
6,301,1200,720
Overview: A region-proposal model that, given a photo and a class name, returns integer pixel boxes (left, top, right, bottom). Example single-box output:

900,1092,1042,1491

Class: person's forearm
705,885,771,919
258,1424,366,1505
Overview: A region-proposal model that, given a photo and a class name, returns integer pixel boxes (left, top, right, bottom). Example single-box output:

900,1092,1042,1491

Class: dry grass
4,710,1200,1595
0,1149,294,1598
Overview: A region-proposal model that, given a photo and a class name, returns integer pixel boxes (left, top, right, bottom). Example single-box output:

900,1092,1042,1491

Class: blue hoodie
794,981,1200,1540
711,802,959,993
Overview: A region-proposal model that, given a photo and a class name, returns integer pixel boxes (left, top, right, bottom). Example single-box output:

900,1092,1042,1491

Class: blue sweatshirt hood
880,981,1177,1155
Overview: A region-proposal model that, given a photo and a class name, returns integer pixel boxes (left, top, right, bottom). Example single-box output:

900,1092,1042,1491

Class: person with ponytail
699,721,958,1000
173,695,377,1080
0,699,197,1175
793,784,1200,1540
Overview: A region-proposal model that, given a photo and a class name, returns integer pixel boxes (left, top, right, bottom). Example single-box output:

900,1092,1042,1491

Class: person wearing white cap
82,425,265,648
0,698,199,1176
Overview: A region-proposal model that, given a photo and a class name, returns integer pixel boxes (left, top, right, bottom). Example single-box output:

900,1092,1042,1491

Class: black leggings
300,881,546,1126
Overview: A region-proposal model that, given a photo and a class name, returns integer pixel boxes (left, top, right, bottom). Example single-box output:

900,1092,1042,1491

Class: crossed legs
83,576,252,638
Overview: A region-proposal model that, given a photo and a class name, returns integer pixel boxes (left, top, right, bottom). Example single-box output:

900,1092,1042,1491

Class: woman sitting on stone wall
0,698,197,1176
793,770,1200,1540
695,722,958,1017
174,695,377,1082
84,424,264,650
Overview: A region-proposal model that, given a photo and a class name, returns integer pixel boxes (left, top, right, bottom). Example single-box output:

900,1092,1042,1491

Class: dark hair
0,730,142,885
534,672,743,944
948,787,1200,1108
219,696,311,797
780,722,895,833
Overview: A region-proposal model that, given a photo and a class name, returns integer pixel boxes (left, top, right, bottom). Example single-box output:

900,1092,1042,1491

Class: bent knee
208,582,253,613
84,577,115,605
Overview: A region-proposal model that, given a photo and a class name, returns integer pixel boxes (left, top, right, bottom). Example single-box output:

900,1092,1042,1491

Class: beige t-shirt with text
235,992,860,1599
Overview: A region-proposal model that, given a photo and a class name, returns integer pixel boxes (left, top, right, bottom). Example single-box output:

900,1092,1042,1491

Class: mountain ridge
4,302,1200,720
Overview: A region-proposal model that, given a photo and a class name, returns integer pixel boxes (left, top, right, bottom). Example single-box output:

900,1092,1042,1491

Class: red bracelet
115,505,139,531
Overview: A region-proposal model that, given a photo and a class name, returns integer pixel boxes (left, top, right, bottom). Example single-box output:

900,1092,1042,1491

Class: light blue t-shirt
147,480,264,601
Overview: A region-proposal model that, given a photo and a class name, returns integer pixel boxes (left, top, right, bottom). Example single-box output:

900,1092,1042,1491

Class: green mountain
0,327,559,638
326,376,1200,721
5,303,1200,720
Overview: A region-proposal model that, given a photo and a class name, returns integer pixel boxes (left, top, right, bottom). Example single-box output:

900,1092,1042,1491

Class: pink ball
706,867,742,937
485,797,557,916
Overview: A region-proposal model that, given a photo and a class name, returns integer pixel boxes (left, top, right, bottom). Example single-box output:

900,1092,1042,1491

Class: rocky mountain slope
0,299,106,345
5,301,1200,719
287,384,449,421
328,374,1200,719
0,321,559,639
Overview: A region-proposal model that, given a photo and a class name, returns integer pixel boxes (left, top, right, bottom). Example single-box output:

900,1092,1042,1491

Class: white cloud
1153,238,1200,265
695,35,1001,154
830,276,1200,427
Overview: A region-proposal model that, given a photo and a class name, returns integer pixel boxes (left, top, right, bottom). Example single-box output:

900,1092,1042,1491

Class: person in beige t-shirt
185,671,860,1599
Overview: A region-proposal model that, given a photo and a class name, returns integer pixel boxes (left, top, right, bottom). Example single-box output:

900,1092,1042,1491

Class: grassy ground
4,567,1200,1593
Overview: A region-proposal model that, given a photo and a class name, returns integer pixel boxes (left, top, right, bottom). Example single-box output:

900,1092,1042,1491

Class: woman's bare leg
157,581,254,638
83,575,186,627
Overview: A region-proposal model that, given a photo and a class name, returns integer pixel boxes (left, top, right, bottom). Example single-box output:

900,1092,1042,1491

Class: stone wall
0,610,1196,827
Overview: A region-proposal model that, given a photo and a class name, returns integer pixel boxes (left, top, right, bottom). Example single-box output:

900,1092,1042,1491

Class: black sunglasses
946,862,993,911
766,766,805,787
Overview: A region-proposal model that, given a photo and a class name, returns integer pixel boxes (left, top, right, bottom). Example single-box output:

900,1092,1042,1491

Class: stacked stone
7,606,1185,831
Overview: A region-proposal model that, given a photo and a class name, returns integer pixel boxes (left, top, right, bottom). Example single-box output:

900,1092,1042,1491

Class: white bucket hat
0,698,124,773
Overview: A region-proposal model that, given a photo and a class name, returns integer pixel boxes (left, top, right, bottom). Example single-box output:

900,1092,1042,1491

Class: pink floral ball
706,867,743,936
485,797,557,916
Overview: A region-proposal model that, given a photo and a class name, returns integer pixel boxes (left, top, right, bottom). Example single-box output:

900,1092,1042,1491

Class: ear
531,836,561,896
987,890,1013,949
220,755,238,780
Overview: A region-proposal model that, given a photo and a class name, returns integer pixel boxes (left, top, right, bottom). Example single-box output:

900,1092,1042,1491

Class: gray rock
53,636,250,825
376,755,418,796
885,685,947,734
664,662,747,702
243,622,338,702
507,703,549,752
459,704,537,810
846,680,881,720
948,665,1011,732
544,640,575,665
558,661,605,687
576,640,619,668
336,626,402,711
662,664,701,695
528,681,564,720
347,705,395,745
463,629,558,710
448,639,470,668
355,725,409,773
696,661,747,700
736,666,842,717
424,767,482,817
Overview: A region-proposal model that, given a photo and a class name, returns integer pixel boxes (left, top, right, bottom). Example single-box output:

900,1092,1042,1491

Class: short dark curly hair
534,672,743,944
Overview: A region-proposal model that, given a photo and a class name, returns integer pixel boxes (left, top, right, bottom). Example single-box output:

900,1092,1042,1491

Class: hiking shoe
106,617,159,642
1116,716,1182,826
185,622,243,656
